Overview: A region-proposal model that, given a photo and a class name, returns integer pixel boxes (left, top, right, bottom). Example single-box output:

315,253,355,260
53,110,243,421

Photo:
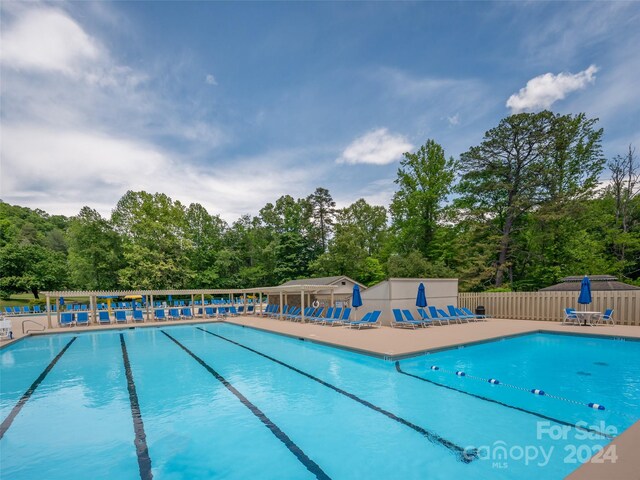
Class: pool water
1,325,638,479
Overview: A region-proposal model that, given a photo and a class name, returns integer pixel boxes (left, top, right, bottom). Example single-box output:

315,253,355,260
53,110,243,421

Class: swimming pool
1,325,637,479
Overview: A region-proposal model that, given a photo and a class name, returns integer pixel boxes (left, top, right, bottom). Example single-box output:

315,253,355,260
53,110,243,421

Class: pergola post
201,293,205,317
243,293,247,315
46,295,51,329
330,290,334,309
279,292,283,319
90,295,96,324
150,295,154,321
300,289,305,322
56,297,60,327
259,293,263,316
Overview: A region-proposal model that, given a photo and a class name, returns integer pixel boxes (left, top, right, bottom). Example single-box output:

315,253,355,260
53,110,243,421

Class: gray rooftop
540,275,639,292
279,276,365,288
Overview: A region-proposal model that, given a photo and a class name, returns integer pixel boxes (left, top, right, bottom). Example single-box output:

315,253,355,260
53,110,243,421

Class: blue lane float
423,363,606,412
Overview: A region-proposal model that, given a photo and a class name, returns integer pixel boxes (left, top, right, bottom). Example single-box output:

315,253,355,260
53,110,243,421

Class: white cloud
0,8,101,75
205,74,217,85
337,128,412,165
506,65,599,113
447,114,460,126
0,125,317,221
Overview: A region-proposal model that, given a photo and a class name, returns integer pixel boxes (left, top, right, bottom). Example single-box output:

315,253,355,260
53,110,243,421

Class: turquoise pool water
1,325,637,479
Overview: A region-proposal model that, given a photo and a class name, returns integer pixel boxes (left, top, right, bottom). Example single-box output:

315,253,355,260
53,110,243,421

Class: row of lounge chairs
391,306,487,329
58,305,244,327
260,304,382,329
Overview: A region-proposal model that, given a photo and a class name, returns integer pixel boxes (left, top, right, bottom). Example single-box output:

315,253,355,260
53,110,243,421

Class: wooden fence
458,291,640,326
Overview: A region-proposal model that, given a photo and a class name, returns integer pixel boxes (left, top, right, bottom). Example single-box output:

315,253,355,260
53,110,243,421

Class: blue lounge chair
73,304,80,311
237,306,245,313
115,311,128,323
13,307,21,315
217,307,227,318
436,308,461,324
33,305,42,314
307,307,326,323
168,308,181,320
155,309,167,321
428,306,454,325
447,305,471,323
291,307,314,322
347,310,382,329
4,307,13,315
284,307,301,321
461,307,486,321
181,307,193,319
417,308,441,326
204,307,215,318
248,306,254,313
133,310,145,322
98,311,111,324
454,307,478,322
323,307,345,326
391,309,421,329
229,306,239,316
402,309,432,327
81,304,88,311
76,312,89,326
22,306,31,314
60,312,74,327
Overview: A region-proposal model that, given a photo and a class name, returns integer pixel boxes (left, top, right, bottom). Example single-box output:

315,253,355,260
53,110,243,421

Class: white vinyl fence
458,291,639,326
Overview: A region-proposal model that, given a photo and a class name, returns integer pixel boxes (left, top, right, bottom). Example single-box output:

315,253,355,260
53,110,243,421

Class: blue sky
1,1,639,221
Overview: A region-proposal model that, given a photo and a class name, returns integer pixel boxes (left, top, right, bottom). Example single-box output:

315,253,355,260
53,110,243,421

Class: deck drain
576,371,592,376
593,361,609,367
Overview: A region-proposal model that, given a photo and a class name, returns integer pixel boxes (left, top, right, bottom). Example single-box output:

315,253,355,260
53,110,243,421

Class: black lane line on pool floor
196,327,476,464
160,330,331,480
0,336,77,439
394,362,614,440
120,334,153,480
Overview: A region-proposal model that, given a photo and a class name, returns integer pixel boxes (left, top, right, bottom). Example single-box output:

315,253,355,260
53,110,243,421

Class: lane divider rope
395,362,614,440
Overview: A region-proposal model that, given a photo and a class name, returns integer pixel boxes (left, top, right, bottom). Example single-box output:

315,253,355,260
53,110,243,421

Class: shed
358,278,459,326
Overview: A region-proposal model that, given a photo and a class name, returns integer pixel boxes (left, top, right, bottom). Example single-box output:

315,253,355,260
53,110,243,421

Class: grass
0,293,89,308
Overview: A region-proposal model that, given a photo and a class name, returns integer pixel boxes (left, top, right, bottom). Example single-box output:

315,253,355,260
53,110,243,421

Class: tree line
1,110,638,299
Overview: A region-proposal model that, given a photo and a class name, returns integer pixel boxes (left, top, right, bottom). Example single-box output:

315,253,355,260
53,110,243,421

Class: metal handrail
22,319,46,335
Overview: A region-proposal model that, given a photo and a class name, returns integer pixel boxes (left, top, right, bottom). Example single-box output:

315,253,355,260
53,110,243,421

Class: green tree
307,187,336,252
111,191,193,289
457,111,556,287
67,207,123,290
390,140,456,258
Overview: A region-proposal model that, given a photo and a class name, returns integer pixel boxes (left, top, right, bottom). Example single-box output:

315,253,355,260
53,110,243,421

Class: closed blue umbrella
352,284,363,321
59,297,65,306
416,283,427,308
352,284,363,309
578,276,592,309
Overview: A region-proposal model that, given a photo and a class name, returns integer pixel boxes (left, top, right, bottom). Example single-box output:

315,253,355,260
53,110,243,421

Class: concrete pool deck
2,314,639,478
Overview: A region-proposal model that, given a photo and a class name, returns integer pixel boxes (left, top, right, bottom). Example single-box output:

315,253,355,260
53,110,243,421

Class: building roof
279,276,366,289
540,275,640,292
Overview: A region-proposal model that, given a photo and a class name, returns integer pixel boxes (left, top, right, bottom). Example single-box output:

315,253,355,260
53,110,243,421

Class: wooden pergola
42,284,338,328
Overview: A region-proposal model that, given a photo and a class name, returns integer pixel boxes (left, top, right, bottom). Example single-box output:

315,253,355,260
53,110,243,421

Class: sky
1,1,639,222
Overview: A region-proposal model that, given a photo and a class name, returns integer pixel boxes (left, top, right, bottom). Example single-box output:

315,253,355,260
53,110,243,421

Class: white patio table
573,310,601,326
